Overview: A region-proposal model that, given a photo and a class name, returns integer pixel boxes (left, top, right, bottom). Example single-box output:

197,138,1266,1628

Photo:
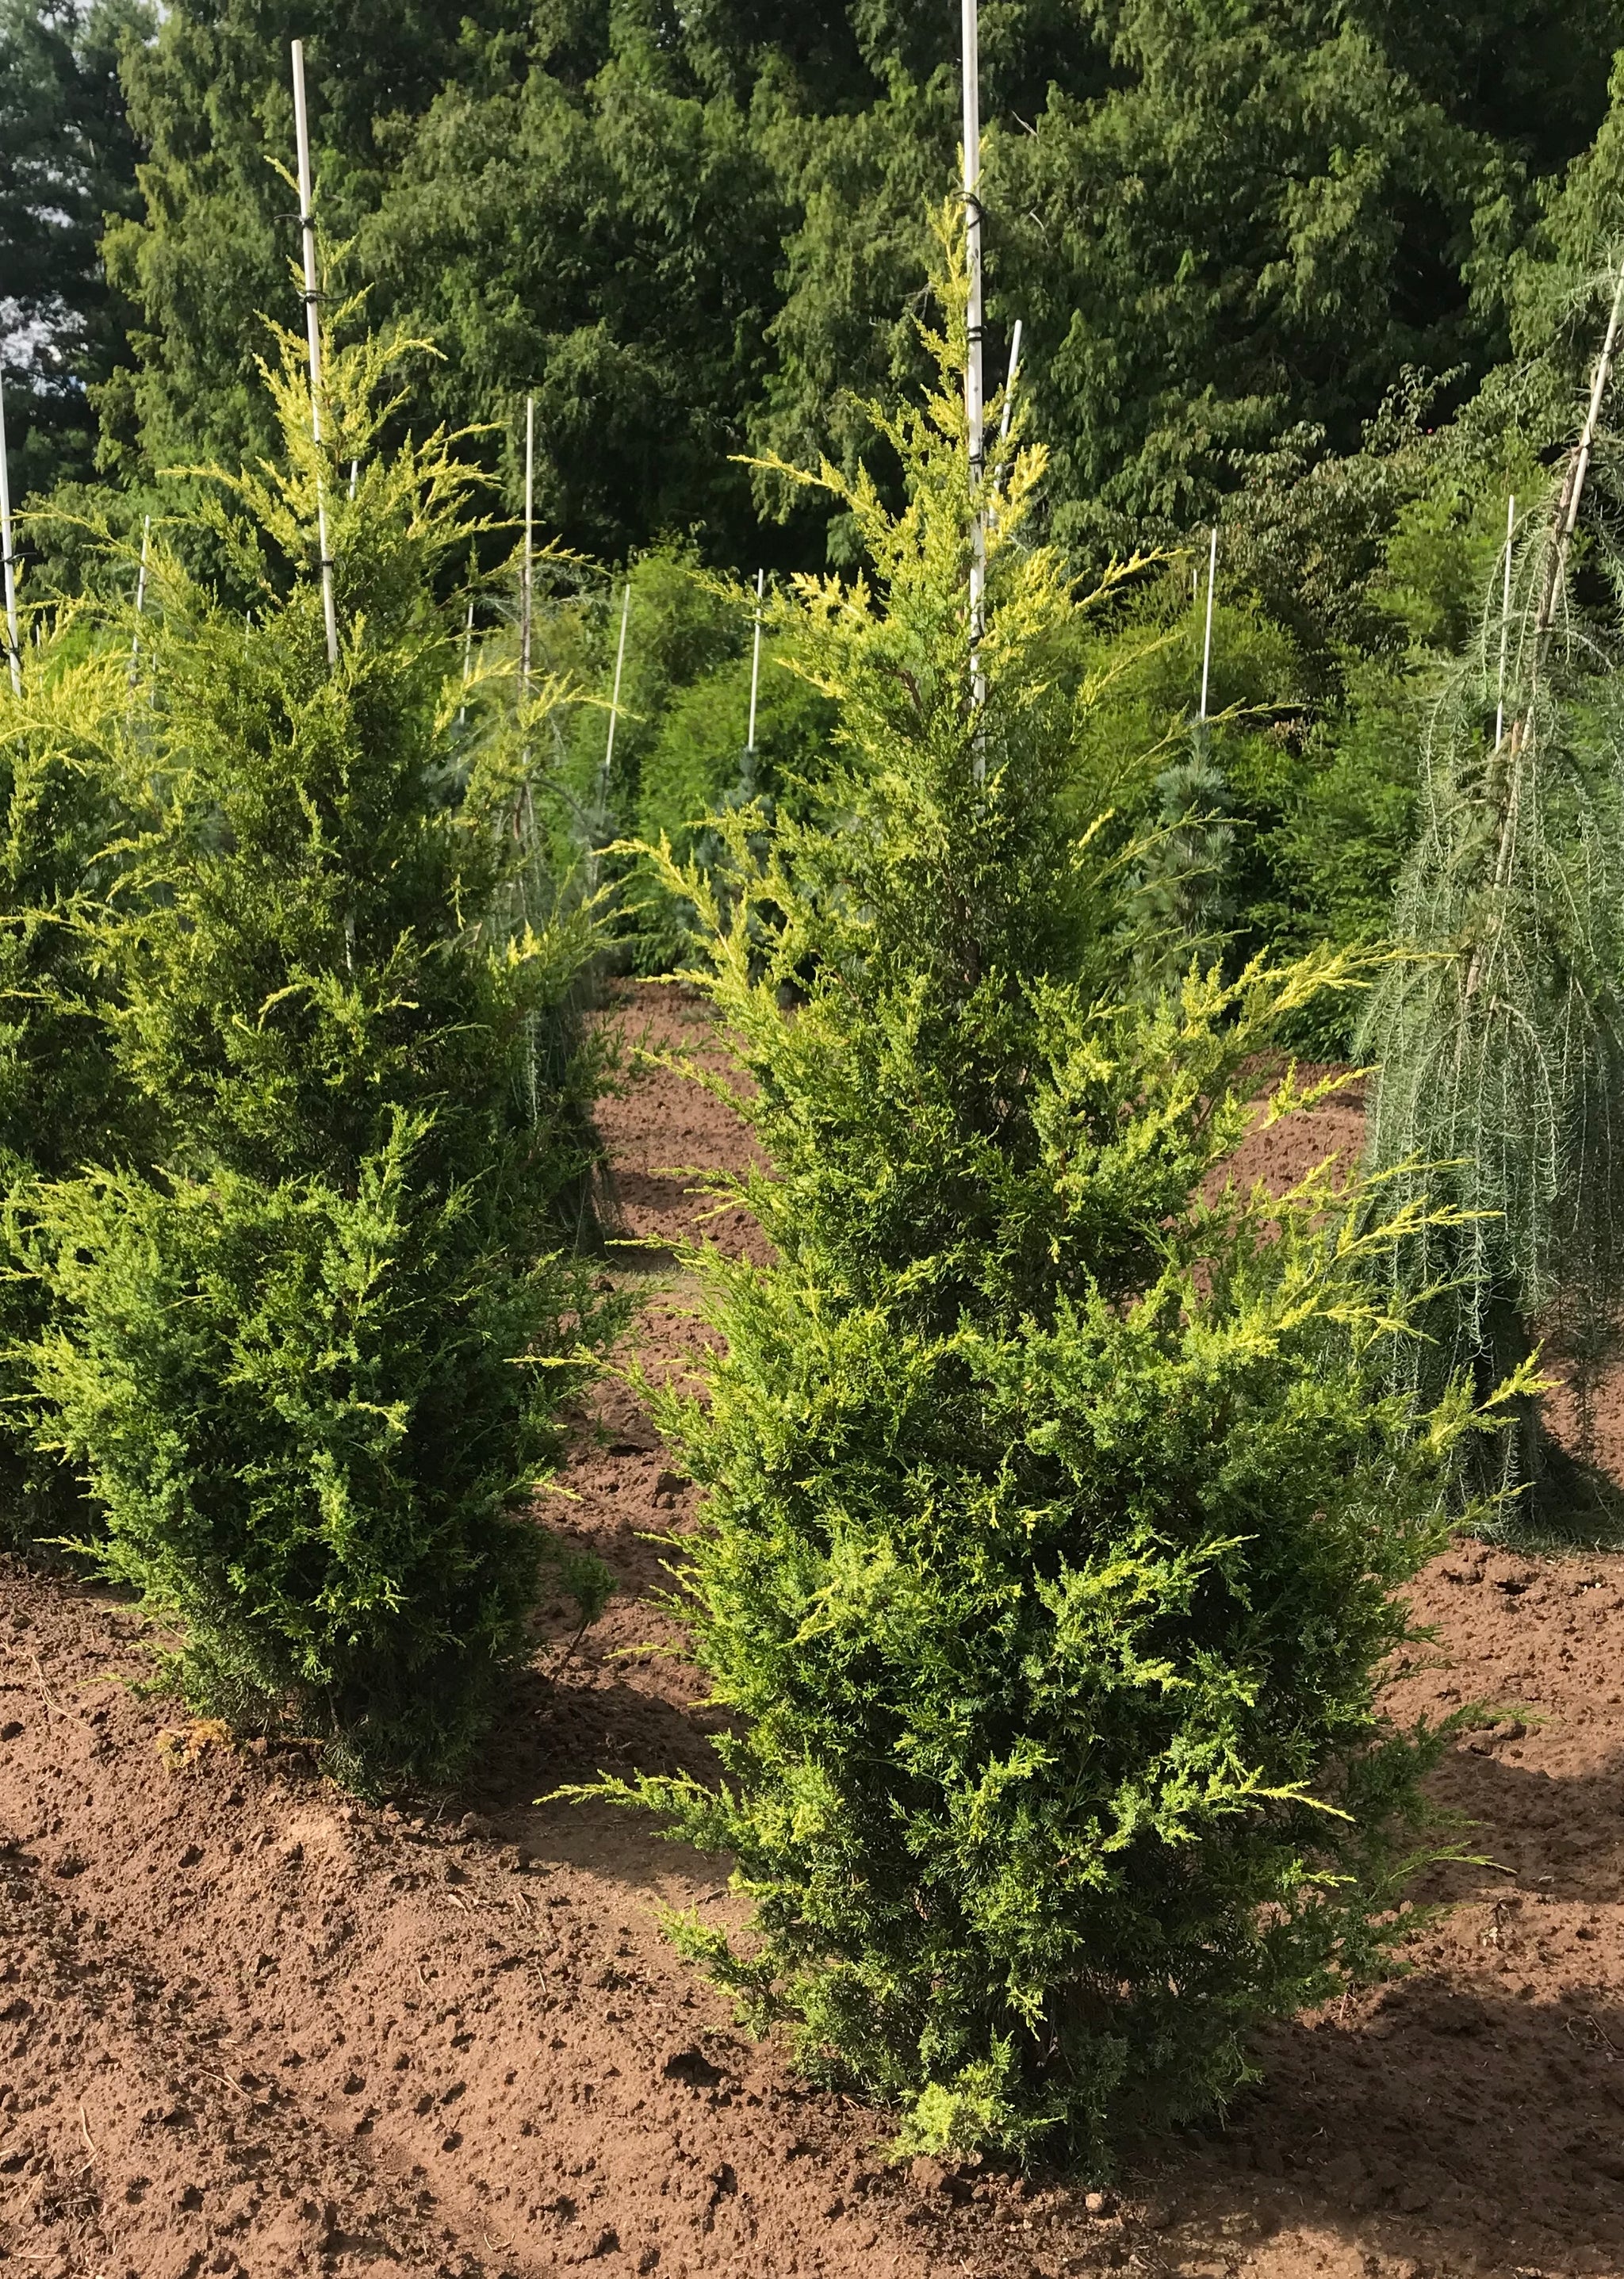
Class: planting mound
2,985,1622,2279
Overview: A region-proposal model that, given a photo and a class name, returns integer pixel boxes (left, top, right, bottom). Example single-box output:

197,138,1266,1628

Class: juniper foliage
19,319,620,1783
577,229,1504,2165
0,622,137,1544
27,1115,603,1785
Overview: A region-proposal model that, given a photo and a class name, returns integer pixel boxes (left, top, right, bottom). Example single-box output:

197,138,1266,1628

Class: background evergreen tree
0,0,153,495
40,0,1618,575
1361,269,1624,1508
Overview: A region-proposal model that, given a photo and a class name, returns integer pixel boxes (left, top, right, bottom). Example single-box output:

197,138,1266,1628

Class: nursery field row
2,989,1622,2279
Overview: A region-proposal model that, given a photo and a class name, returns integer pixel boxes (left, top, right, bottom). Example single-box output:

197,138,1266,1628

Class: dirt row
2,984,1622,2279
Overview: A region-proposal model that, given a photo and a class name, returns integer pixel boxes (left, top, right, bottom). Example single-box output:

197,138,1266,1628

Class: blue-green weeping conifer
1362,261,1624,1510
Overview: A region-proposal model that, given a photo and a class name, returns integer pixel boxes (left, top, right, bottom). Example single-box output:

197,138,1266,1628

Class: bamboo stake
520,394,535,703
986,323,1024,543
348,458,358,500
508,401,542,1124
746,567,765,757
128,513,151,684
998,318,1022,445
514,401,541,948
290,41,338,669
1465,255,1624,1003
459,596,475,726
1493,493,1515,752
1530,255,1624,671
962,0,986,771
0,369,20,695
600,580,631,817
1198,526,1218,722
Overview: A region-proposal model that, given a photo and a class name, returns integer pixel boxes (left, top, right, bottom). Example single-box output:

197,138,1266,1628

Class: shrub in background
20,320,620,1785
582,227,1507,2166
1362,327,1624,1507
631,634,837,975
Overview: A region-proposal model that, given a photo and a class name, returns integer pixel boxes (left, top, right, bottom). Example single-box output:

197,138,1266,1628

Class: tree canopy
0,0,151,493
3,0,1616,568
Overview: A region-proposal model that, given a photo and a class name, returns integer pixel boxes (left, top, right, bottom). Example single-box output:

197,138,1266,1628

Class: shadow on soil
1142,1974,1624,2274
1419,1742,1624,1907
454,1655,1624,2279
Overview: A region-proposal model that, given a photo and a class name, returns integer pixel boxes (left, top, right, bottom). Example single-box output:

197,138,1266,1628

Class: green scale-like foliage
579,227,1507,2166
98,327,602,1216
0,629,140,1544
29,1119,592,1783
17,319,620,1785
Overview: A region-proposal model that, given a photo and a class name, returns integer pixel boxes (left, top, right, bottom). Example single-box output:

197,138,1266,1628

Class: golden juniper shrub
576,219,1522,2163
17,318,622,1784
0,615,140,1545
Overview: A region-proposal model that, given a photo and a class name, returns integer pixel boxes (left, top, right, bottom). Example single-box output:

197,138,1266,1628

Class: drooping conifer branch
1362,251,1624,1507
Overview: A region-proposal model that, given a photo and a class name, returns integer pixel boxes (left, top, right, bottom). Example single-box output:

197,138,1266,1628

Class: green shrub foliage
584,232,1503,2165
94,331,601,1214
20,320,619,1783
29,1117,596,1785
0,629,136,1543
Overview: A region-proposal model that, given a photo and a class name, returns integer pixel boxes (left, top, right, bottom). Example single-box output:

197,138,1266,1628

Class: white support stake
746,567,765,755
128,513,151,683
596,583,628,843
962,0,986,769
1198,525,1218,723
0,370,20,695
291,40,338,669
459,596,475,726
520,394,535,703
1494,493,1515,751
998,318,1023,444
601,580,631,805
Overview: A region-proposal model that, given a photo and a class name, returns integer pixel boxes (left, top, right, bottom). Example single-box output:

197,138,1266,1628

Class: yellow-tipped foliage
11,314,623,1783
579,220,1507,2165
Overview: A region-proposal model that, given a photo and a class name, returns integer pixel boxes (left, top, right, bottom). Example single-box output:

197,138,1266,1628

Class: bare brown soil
3,984,1623,2279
